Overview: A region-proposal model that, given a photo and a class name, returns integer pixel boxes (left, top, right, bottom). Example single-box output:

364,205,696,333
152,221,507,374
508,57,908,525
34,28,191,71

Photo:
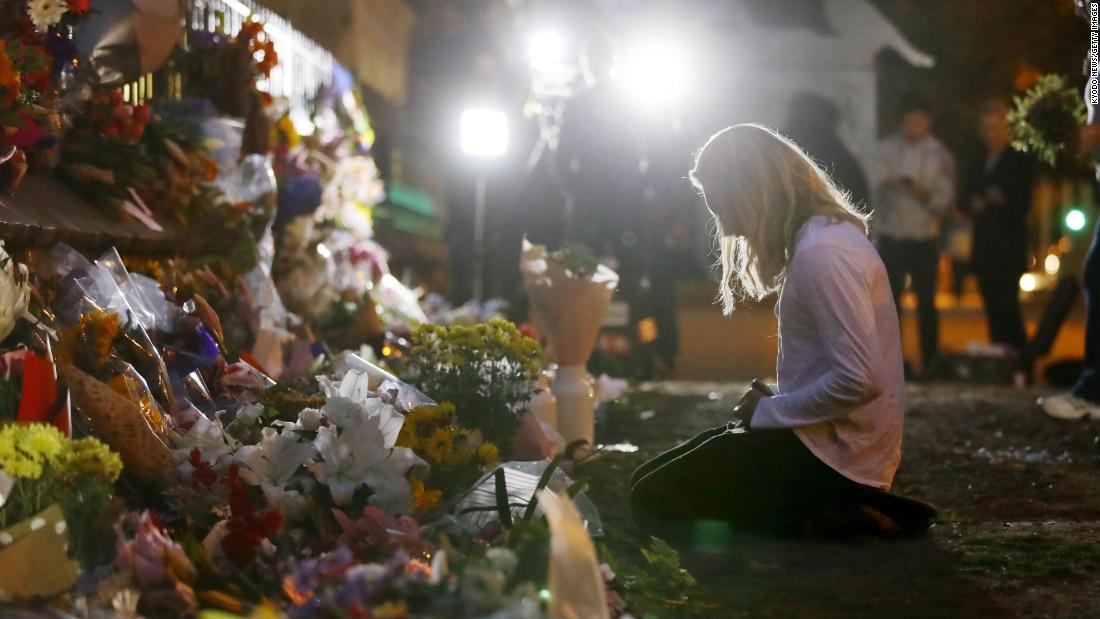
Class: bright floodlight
1019,273,1038,293
528,30,567,69
622,36,692,110
461,108,509,157
1066,207,1087,232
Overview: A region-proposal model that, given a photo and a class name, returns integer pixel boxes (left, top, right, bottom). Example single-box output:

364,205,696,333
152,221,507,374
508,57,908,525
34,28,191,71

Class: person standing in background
784,92,870,210
1040,0,1100,419
873,93,956,373
961,98,1035,358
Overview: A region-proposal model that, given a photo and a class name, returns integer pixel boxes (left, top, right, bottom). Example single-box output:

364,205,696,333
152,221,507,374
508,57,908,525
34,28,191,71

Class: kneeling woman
630,124,933,535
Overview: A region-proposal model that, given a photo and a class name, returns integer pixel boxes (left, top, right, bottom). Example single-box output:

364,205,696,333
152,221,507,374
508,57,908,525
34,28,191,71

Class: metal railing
123,0,335,116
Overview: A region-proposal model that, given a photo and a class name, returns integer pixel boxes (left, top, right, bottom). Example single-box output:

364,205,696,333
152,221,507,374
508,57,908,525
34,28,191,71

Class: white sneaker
1038,393,1100,421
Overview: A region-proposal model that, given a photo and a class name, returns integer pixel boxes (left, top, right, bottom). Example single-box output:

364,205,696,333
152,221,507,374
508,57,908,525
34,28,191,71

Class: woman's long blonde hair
688,123,870,315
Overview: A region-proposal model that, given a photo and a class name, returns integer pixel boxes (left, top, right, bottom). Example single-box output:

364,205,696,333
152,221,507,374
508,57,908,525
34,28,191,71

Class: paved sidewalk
584,382,1100,618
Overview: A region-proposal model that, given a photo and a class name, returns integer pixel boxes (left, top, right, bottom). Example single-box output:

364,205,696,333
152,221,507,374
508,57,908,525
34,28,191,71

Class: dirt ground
584,381,1100,619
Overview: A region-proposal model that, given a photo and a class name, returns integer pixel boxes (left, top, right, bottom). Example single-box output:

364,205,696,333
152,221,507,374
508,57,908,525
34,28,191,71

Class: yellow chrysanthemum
476,442,499,466
423,428,454,464
56,437,122,482
1,454,42,479
22,423,64,462
441,444,475,468
396,421,418,450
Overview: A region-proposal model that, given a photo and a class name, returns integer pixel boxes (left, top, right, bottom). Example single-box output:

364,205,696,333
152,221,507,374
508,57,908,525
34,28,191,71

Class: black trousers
629,425,868,534
1074,216,1100,402
974,263,1027,353
878,236,940,368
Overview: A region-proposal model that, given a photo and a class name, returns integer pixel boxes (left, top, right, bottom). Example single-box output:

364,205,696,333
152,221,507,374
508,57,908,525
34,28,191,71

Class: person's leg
877,236,907,311
998,268,1028,353
1073,219,1100,403
631,428,841,534
910,240,941,370
629,423,732,489
975,265,1024,350
975,265,1001,344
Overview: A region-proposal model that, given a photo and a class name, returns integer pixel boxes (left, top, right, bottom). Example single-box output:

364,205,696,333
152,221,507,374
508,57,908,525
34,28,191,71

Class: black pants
629,425,869,535
974,263,1027,353
1074,216,1100,402
879,236,940,369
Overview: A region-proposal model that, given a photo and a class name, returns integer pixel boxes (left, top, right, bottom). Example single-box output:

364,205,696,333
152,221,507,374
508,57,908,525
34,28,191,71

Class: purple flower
275,175,323,229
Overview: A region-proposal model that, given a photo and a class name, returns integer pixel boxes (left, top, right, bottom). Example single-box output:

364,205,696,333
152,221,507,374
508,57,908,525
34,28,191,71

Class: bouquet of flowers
520,240,619,444
403,319,543,454
520,241,617,367
0,423,121,598
0,24,53,191
181,21,277,119
396,401,499,511
1008,73,1088,167
55,90,157,219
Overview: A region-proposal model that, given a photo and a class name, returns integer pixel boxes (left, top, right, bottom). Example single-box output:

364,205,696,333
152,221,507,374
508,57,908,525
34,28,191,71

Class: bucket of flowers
0,422,121,601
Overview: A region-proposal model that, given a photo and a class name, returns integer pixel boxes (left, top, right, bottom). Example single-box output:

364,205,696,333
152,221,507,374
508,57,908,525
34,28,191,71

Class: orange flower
0,41,21,107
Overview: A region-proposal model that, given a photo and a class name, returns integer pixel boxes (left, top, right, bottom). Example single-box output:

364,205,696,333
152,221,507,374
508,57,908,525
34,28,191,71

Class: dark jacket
961,148,1035,273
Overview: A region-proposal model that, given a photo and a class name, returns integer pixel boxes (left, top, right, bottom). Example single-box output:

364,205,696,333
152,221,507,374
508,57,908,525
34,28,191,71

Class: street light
528,29,567,70
460,108,509,301
620,35,693,111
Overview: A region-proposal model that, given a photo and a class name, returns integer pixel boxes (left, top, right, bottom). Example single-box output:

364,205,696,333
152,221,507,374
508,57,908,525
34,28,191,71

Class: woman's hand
733,389,764,424
733,379,773,424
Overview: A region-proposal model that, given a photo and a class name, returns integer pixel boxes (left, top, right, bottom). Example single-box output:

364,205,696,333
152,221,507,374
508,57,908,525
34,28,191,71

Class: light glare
528,30,567,69
1044,254,1060,275
1066,208,1087,232
622,37,692,110
1019,273,1038,292
461,108,509,157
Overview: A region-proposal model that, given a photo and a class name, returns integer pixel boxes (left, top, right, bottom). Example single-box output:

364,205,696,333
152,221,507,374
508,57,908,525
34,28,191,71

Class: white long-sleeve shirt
750,216,905,490
872,133,955,240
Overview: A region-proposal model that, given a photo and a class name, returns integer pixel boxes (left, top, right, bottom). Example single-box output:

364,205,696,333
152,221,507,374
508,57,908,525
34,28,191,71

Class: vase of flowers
520,240,619,445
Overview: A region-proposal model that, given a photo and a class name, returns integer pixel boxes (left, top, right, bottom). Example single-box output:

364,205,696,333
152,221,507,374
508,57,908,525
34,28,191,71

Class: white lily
0,243,29,342
173,411,239,466
236,426,316,488
305,414,426,512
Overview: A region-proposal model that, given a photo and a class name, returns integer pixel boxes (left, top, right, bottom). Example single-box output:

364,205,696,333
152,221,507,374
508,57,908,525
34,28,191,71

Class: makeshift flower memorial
404,318,543,454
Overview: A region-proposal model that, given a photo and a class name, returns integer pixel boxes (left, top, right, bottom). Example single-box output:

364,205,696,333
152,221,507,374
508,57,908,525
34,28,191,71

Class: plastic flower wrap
520,239,619,366
540,489,609,619
0,242,30,342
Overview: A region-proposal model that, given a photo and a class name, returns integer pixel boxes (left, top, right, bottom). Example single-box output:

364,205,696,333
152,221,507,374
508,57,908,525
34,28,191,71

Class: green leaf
494,467,513,528
523,452,566,521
